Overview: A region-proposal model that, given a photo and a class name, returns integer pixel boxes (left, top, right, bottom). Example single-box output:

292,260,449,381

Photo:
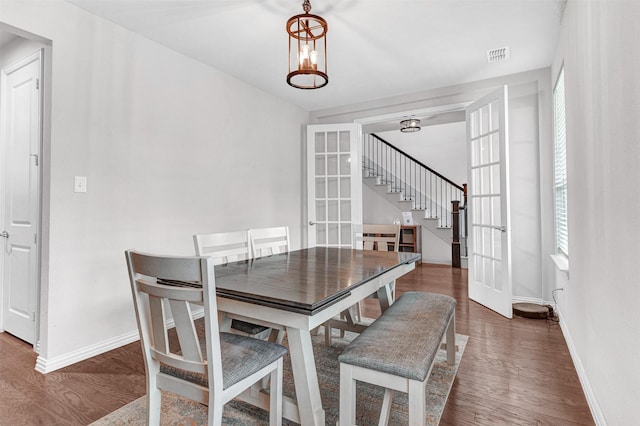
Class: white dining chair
125,250,286,426
361,223,401,252
249,226,290,258
361,223,401,303
247,226,290,347
193,230,273,340
325,224,402,345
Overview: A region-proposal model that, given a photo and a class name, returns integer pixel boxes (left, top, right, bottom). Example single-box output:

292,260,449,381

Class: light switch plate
74,176,87,193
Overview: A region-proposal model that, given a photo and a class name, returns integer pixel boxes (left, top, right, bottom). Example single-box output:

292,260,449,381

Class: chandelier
286,0,328,89
400,118,421,133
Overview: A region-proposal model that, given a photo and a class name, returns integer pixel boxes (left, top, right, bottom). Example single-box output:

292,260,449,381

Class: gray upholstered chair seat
161,332,287,390
338,291,456,382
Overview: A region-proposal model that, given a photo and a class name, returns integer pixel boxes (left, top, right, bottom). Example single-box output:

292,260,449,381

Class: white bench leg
407,379,426,426
269,358,283,426
339,363,356,426
446,314,456,365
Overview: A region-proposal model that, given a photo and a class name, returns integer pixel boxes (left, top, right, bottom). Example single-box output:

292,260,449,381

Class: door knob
0,231,8,238
309,221,316,226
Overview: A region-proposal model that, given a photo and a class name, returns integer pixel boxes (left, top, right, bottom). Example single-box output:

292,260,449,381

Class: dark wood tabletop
213,247,421,315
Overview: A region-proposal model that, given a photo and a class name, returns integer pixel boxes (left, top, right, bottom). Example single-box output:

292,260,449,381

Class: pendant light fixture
400,118,421,133
286,0,328,89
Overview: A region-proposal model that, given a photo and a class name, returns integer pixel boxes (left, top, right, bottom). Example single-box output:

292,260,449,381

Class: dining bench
338,291,456,426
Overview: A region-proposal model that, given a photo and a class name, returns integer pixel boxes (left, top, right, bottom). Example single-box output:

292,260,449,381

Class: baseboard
35,307,205,374
420,257,467,269
511,295,544,304
509,297,603,424
421,257,451,265
35,329,141,374
557,310,606,425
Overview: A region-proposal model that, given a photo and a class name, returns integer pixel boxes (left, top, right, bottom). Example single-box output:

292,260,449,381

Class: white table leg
377,283,394,312
286,327,326,426
218,312,232,332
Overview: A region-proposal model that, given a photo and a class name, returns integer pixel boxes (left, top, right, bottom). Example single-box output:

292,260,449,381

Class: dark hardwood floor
0,263,594,425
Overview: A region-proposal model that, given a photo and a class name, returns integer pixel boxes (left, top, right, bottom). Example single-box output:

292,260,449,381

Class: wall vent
487,46,510,63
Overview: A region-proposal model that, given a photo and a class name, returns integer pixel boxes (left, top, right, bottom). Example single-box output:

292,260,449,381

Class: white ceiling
64,0,566,112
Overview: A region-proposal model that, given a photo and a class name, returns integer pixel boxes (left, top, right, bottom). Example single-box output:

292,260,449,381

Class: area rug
91,329,467,425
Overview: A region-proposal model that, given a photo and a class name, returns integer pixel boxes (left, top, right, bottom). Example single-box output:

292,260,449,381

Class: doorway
0,29,48,349
352,98,513,317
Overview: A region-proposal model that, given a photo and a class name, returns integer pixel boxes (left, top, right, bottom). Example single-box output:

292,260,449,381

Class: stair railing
363,134,465,228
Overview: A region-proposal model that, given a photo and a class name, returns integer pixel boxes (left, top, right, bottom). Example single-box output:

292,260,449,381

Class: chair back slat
249,226,290,257
148,294,169,354
130,252,204,283
193,230,252,265
150,348,208,374
361,224,401,252
137,280,203,303
169,299,204,364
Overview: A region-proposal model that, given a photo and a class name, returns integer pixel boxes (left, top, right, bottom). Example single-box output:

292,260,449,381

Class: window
553,68,568,256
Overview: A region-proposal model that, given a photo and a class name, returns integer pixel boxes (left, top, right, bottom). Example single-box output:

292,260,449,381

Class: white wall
377,121,467,185
551,1,640,424
508,82,544,301
0,0,309,370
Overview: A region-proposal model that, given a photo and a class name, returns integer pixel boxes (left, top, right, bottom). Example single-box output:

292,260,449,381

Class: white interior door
466,86,512,318
1,50,42,344
307,124,362,247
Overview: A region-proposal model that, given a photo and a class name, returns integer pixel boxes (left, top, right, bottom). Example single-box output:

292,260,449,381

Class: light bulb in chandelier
300,44,310,69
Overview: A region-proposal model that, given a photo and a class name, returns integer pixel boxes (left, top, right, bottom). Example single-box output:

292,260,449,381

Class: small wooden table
213,247,421,425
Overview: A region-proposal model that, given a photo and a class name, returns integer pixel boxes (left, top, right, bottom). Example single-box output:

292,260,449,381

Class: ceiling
63,0,566,113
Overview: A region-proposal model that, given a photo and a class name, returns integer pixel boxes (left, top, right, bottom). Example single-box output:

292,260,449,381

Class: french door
465,86,513,318
306,124,362,247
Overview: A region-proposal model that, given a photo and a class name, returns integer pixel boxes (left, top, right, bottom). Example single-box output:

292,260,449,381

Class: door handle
309,221,316,226
490,225,506,232
1,231,8,254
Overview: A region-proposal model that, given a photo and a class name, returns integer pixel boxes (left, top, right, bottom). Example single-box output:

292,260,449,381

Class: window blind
553,68,568,256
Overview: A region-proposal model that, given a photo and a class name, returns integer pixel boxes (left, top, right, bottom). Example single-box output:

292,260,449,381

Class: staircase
362,134,467,264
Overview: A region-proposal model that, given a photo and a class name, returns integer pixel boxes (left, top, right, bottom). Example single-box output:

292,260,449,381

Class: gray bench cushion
161,332,287,390
338,292,456,382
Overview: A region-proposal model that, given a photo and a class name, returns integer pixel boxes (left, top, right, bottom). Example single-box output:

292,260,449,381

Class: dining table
213,246,421,426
